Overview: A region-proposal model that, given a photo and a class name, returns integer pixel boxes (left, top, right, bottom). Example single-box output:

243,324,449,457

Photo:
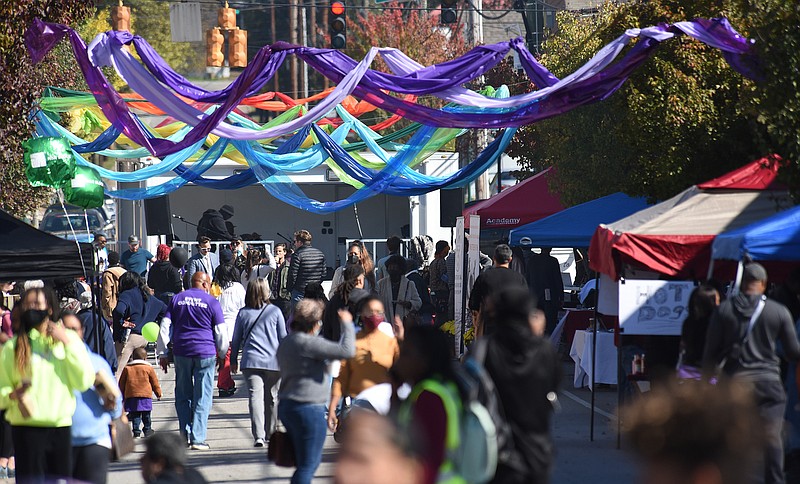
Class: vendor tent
463,167,564,229
589,155,792,280
0,208,94,280
712,203,800,262
509,192,649,248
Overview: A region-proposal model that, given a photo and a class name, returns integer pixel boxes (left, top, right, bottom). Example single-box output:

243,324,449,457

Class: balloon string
58,189,88,278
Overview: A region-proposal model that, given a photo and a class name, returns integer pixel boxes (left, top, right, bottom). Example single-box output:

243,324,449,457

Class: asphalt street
108,357,639,483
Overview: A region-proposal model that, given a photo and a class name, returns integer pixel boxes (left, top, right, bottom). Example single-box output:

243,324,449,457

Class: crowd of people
3,216,800,484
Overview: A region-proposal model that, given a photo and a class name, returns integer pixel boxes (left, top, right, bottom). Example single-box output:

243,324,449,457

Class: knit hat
220,204,235,219
743,262,768,283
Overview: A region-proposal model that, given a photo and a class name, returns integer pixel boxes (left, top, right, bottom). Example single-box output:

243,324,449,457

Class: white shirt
217,282,246,342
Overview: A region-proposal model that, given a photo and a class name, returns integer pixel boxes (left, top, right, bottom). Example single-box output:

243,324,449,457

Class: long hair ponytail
336,263,365,305
15,288,55,377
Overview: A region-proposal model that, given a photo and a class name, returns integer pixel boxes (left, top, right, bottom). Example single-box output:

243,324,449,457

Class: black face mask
21,309,48,332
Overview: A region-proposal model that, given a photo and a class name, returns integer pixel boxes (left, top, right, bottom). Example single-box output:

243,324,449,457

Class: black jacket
287,244,326,293
197,209,232,241
147,260,183,300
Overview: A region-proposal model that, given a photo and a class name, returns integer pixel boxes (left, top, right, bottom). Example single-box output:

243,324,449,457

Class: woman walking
113,272,167,378
277,299,355,484
230,279,287,447
214,264,246,397
327,296,399,433
147,244,183,306
0,288,94,481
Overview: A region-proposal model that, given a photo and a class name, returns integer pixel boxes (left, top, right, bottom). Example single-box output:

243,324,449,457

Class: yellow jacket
0,328,94,427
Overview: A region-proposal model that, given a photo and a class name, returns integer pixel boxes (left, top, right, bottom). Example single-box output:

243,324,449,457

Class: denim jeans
290,290,304,311
174,355,216,444
129,411,152,435
278,399,327,484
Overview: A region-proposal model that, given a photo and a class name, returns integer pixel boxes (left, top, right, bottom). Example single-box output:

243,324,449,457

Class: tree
488,0,764,205
734,0,800,191
0,0,94,217
83,0,203,90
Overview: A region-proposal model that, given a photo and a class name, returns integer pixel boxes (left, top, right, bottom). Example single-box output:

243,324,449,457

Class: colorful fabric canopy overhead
589,156,792,280
22,17,762,214
463,167,564,229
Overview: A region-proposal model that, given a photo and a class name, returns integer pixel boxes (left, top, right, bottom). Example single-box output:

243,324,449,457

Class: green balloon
22,136,76,188
64,165,105,209
142,322,160,343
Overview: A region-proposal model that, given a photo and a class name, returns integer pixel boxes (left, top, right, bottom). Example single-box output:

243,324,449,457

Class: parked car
40,207,114,243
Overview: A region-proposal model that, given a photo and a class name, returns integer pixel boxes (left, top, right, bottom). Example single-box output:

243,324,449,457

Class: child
118,347,162,437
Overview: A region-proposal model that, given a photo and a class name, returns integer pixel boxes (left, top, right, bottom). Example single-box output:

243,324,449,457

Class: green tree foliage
86,0,202,88
0,0,93,217
491,0,766,205
734,1,800,191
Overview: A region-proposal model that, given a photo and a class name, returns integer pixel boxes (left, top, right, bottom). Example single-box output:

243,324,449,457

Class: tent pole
590,274,599,441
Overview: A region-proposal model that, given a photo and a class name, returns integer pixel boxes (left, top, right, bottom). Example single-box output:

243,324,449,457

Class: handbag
267,425,296,467
110,415,135,461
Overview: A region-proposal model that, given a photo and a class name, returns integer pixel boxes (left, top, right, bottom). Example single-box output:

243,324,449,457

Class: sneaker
144,429,155,437
133,432,142,438
190,442,211,450
254,438,265,448
218,388,236,398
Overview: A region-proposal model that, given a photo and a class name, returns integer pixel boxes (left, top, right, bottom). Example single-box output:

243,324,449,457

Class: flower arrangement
439,320,476,346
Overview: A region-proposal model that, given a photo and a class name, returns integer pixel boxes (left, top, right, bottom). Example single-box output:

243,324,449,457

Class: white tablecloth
570,330,618,390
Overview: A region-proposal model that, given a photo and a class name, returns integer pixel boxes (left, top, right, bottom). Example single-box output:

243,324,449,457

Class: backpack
450,338,512,484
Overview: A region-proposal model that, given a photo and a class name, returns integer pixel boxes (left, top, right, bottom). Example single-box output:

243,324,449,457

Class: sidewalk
108,364,336,483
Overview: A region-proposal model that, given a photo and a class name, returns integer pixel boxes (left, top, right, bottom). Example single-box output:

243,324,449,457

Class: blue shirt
121,248,154,276
231,305,287,371
72,347,123,447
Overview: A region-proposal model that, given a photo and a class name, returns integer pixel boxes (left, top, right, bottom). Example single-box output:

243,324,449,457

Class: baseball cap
128,235,140,244
743,262,768,283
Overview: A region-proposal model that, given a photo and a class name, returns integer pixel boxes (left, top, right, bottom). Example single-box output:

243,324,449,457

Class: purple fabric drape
25,17,758,157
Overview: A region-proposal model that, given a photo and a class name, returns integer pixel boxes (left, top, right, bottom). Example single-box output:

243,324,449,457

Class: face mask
362,313,383,331
313,321,322,336
22,309,48,332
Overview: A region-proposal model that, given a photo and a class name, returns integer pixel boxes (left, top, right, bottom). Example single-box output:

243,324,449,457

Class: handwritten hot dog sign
618,280,695,336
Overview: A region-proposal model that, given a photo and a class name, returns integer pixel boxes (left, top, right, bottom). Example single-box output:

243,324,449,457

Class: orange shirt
332,329,399,399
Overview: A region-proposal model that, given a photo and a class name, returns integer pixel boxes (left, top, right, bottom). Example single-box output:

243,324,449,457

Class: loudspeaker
144,196,173,236
440,188,463,227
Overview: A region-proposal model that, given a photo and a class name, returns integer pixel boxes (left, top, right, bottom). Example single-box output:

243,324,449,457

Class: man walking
121,235,156,277
184,237,219,289
101,250,126,322
157,272,226,450
287,230,326,309
704,263,800,484
526,247,563,334
468,244,527,337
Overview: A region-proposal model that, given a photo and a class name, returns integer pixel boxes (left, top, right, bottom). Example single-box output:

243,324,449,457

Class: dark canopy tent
0,208,93,280
508,192,650,248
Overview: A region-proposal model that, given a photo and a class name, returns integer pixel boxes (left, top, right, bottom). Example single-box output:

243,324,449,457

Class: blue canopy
711,204,800,261
509,192,650,247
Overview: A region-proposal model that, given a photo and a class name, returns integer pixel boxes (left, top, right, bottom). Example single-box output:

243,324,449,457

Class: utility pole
465,0,489,200
271,0,279,92
290,0,299,96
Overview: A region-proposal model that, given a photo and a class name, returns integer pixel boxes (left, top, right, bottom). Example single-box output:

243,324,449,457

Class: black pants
12,425,71,482
129,411,152,435
72,444,110,484
752,379,787,484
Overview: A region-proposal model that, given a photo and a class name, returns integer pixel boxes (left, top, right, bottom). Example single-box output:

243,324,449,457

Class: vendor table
570,330,618,390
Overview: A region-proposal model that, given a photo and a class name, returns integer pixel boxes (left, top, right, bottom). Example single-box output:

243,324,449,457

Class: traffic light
441,0,457,24
111,4,131,32
218,6,237,30
206,28,224,67
228,28,248,67
329,1,346,49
